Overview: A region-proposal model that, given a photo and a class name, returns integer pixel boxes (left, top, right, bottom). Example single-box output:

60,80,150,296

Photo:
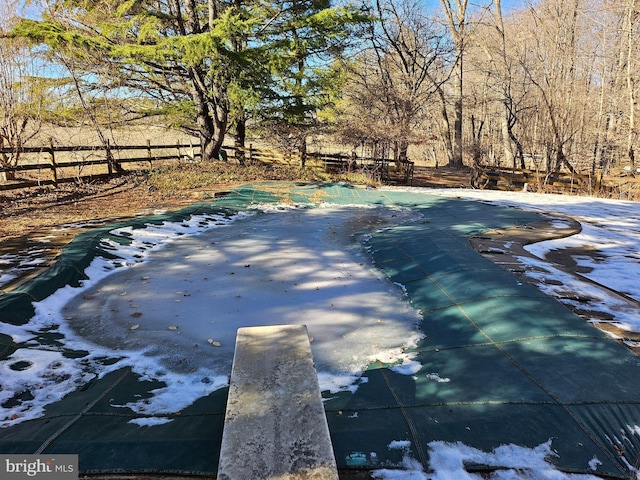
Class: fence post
146,139,152,169
48,138,58,186
106,139,113,175
595,170,603,197
249,143,254,164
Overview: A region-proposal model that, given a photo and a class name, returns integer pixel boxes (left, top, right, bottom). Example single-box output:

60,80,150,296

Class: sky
0,187,638,479
10,0,529,26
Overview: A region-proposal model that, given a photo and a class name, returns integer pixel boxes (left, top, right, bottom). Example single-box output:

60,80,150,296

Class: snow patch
426,373,451,383
373,439,602,479
128,417,174,427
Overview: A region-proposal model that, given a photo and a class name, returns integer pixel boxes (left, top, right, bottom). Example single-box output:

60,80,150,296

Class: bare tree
0,6,43,181
624,0,638,167
469,0,533,168
511,0,589,173
438,0,468,167
330,0,451,162
447,0,639,178
466,0,639,178
585,0,640,174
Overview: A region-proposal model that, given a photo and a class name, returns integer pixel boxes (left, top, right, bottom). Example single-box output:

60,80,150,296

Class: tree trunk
505,115,525,169
0,142,17,181
189,64,225,162
398,139,409,162
439,0,468,167
0,152,16,181
234,115,246,164
626,0,637,167
184,0,227,162
234,116,246,149
435,85,454,165
501,114,515,168
201,136,217,162
452,57,464,167
470,114,483,167
212,106,227,159
196,109,218,161
300,135,307,168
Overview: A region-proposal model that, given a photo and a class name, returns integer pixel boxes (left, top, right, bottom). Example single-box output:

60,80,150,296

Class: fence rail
0,141,415,192
231,145,414,183
0,140,202,191
3,141,638,198
474,164,640,199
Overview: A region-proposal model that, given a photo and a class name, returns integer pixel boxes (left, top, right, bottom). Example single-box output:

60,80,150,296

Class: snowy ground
372,438,604,480
1,187,638,479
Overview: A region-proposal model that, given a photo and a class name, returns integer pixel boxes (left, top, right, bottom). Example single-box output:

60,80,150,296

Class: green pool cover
1,183,639,477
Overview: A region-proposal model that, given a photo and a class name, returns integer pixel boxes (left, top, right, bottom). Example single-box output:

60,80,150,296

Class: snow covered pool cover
1,183,640,478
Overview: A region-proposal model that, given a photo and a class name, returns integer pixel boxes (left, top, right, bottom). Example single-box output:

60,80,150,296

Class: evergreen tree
13,0,366,160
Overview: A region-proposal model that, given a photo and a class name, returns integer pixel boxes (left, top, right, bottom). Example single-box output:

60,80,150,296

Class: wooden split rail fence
236,146,415,184
0,142,415,192
475,165,640,199
0,140,202,191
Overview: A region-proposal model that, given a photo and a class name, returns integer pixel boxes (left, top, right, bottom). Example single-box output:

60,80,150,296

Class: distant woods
1,0,638,175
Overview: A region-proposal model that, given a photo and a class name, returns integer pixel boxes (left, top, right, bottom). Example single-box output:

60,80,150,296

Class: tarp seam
456,299,628,475
379,368,430,469
34,367,132,454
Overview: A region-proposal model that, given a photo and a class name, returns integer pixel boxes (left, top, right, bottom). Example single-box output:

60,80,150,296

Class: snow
128,417,173,427
391,360,422,375
0,247,48,286
425,373,451,383
372,439,602,480
2,186,640,478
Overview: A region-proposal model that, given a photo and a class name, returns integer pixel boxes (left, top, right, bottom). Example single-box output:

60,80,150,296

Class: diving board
217,324,338,480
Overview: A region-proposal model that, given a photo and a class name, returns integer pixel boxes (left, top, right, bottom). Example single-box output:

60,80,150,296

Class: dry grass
145,160,378,193
0,161,379,241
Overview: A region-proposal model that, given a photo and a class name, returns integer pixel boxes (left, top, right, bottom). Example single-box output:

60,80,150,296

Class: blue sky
16,0,529,19
425,0,528,14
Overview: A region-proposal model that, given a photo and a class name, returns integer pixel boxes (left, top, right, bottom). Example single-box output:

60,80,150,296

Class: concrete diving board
218,325,339,480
